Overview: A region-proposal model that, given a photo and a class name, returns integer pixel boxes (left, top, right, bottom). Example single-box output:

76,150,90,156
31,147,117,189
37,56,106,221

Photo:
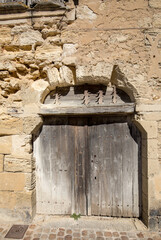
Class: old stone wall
0,0,161,229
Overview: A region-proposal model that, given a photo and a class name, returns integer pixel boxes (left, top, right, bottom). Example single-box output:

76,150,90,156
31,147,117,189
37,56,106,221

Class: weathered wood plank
111,123,123,216
35,125,52,214
104,123,113,216
99,122,110,216
73,117,87,215
53,121,72,214
122,123,133,217
88,118,100,215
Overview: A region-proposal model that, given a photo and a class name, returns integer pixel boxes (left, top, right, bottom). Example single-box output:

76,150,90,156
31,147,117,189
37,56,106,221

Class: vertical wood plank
104,122,113,216
89,117,100,215
122,123,133,217
86,121,91,215
110,122,123,216
74,117,87,215
68,118,76,215
36,124,52,214
52,118,72,214
99,120,111,216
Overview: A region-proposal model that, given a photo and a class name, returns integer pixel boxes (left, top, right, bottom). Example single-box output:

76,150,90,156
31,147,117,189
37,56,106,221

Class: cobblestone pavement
0,217,160,240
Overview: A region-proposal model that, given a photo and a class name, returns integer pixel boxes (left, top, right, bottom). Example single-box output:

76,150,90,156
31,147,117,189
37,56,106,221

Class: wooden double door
35,116,141,217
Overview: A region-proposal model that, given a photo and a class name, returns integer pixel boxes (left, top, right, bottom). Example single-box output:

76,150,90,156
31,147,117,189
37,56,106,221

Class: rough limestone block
62,44,77,66
153,13,161,28
0,71,9,78
62,44,77,58
0,27,11,45
12,30,44,47
62,56,77,66
35,45,62,62
46,66,61,86
0,190,34,209
11,24,31,35
0,191,16,209
0,136,12,154
0,61,16,72
28,80,50,104
41,26,60,38
4,155,32,173
0,173,25,191
11,135,32,158
23,116,43,135
76,5,97,20
149,0,161,8
0,118,23,136
0,155,3,172
59,65,75,85
76,63,113,83
65,8,76,23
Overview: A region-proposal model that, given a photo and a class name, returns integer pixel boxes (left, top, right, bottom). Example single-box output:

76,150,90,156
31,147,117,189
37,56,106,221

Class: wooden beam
39,103,135,115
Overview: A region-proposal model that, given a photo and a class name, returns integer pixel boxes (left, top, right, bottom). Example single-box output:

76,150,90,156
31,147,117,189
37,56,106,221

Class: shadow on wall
64,0,79,5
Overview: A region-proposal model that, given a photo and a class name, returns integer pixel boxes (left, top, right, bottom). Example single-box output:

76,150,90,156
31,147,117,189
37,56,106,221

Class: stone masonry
0,0,161,230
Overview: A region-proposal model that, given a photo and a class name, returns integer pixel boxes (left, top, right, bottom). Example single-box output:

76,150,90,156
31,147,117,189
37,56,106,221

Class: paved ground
0,216,160,240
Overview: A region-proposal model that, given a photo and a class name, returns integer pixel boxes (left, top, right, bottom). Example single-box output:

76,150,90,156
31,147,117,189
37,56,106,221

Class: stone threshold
31,215,147,232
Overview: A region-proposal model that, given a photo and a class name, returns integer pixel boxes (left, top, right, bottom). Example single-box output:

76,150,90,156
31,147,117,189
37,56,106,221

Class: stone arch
38,64,140,105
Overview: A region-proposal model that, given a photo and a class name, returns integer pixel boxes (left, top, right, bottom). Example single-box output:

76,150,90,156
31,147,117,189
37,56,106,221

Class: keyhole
95,177,96,180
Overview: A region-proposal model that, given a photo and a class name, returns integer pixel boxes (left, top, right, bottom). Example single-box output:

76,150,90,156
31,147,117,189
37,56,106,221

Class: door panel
88,117,140,217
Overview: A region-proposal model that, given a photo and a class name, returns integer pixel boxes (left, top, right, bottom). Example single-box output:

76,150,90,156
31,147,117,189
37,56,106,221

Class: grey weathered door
34,116,141,217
